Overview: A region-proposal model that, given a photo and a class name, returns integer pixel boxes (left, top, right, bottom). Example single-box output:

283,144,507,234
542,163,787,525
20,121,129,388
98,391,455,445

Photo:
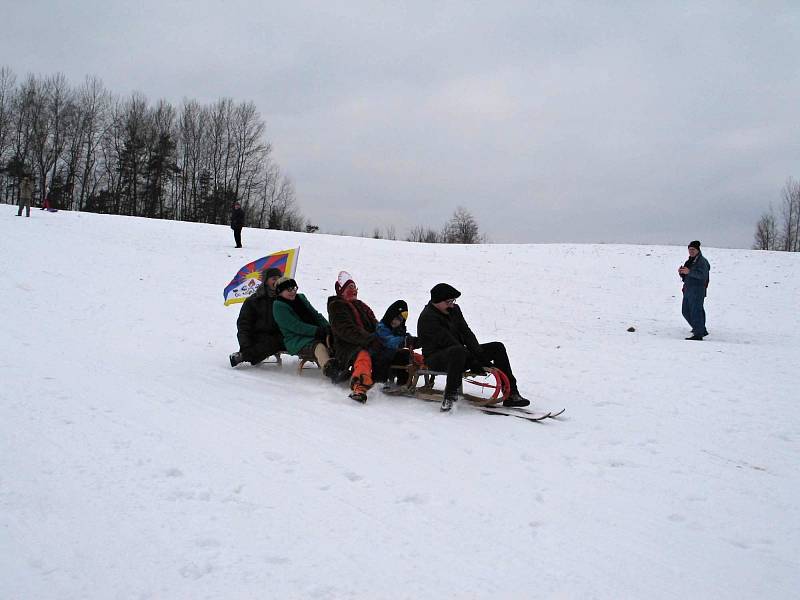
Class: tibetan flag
223,247,300,306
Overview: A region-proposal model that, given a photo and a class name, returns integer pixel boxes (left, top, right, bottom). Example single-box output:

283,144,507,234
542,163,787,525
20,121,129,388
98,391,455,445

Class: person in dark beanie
230,201,245,247
230,267,285,366
327,271,394,403
417,283,530,411
678,240,711,340
376,299,421,386
272,277,347,383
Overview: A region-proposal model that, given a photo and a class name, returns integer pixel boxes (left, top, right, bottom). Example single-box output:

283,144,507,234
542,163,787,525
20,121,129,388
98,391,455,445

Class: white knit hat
335,271,355,295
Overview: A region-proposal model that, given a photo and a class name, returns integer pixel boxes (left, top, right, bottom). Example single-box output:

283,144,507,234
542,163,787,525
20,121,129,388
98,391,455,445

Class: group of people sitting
229,268,530,411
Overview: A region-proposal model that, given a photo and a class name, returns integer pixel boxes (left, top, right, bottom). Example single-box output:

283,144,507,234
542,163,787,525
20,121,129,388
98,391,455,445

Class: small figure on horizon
229,268,286,367
678,240,711,340
17,174,33,218
41,187,52,211
416,283,531,412
231,201,245,248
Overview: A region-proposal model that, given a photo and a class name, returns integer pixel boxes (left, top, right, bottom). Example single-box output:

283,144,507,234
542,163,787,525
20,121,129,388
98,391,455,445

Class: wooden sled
386,359,511,407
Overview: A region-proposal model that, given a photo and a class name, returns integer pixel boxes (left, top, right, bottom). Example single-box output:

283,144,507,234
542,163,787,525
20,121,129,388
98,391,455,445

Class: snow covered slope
1,205,798,599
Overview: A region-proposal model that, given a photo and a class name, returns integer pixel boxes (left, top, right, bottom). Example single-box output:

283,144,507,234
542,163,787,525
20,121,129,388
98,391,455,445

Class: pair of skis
381,383,565,422
476,405,566,422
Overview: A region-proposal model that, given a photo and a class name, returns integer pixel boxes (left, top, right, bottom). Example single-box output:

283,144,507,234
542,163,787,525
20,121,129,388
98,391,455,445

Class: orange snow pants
351,350,374,393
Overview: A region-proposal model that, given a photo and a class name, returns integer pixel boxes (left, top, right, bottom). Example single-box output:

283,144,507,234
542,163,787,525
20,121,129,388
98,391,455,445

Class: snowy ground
1,205,798,599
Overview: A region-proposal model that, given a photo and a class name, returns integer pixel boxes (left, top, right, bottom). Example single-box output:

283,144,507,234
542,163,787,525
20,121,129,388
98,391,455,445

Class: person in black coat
230,201,245,248
229,267,286,366
417,283,530,411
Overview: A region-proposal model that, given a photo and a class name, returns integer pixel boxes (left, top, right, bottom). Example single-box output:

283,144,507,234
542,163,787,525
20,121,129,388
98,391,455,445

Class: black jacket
417,302,482,359
231,206,245,229
236,283,282,350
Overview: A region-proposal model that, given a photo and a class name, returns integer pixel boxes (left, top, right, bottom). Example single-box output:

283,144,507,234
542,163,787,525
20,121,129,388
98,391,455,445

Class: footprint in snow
179,562,213,579
397,494,428,505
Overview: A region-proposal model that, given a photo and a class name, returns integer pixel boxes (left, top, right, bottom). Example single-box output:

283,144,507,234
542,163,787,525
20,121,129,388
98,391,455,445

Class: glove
367,334,385,353
404,334,418,349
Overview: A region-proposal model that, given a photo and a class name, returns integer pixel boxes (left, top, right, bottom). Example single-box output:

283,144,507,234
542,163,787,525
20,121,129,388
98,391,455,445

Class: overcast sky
4,1,799,247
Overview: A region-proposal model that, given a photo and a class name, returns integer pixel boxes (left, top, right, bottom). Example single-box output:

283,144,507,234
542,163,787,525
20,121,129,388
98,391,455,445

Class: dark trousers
17,198,31,217
424,342,518,395
233,227,242,247
385,348,413,385
241,335,284,364
368,346,409,384
682,287,708,336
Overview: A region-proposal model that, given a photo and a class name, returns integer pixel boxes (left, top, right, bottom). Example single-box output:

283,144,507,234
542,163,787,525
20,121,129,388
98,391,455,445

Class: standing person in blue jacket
272,276,348,383
678,240,711,340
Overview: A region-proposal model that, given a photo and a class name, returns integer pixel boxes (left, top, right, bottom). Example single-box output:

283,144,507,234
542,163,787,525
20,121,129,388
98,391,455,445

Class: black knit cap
688,240,701,250
381,300,409,326
262,267,283,281
275,277,298,294
430,283,461,304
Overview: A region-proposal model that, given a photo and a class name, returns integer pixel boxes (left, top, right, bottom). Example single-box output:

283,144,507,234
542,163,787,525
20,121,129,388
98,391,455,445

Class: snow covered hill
1,205,798,599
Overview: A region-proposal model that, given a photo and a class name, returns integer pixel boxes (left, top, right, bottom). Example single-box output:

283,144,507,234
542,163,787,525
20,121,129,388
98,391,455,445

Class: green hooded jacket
272,293,329,355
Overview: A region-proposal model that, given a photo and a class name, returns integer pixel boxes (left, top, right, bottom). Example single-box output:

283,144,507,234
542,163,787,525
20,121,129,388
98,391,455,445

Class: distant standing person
231,201,245,248
678,240,710,340
17,174,33,217
41,187,52,211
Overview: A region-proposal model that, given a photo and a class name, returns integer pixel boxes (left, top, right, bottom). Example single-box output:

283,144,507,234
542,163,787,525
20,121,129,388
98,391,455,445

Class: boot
685,335,703,341
229,352,243,367
440,391,458,412
323,360,350,384
503,392,530,407
349,390,368,403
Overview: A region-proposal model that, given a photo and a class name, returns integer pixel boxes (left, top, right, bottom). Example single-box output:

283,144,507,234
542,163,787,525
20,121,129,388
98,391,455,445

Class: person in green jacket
272,276,347,383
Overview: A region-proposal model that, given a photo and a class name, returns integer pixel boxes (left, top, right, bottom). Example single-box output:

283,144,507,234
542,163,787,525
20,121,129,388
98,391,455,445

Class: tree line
753,179,800,251
0,67,307,230
375,206,485,244
0,66,487,243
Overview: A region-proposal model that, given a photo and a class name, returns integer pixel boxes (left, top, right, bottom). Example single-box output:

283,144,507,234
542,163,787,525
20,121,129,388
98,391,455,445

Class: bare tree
442,206,482,244
0,69,15,150
255,160,302,230
75,76,109,211
407,225,441,243
0,66,17,200
753,208,778,250
779,178,800,252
